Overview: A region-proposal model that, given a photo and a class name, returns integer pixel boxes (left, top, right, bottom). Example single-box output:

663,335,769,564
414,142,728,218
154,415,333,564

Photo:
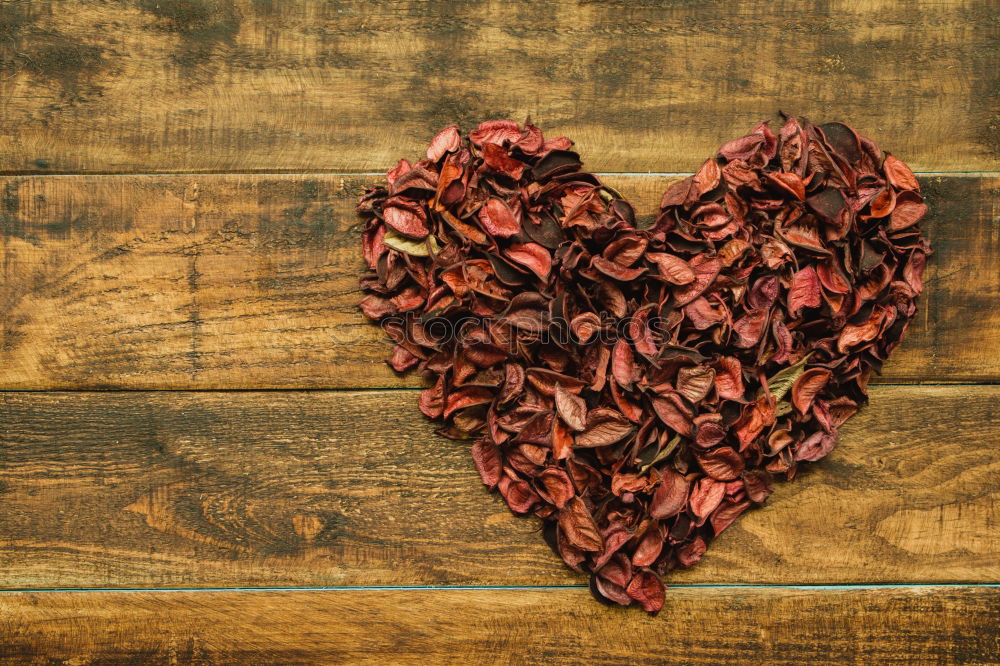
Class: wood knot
292,513,324,541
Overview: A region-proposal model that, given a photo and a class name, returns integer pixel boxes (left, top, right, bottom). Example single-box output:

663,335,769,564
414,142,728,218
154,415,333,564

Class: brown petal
444,386,494,419
498,474,540,514
558,497,604,552
837,306,886,352
696,447,745,481
555,383,588,432
689,476,726,524
709,499,751,535
526,368,585,397
652,394,693,437
628,308,658,357
612,339,639,388
419,377,445,419
570,312,602,343
676,366,716,404
884,154,920,191
593,576,632,606
673,255,721,306
592,255,647,281
795,431,838,462
733,308,768,348
677,536,707,567
889,192,927,232
684,297,725,330
650,469,689,519
388,345,420,372
713,356,745,401
626,570,665,613
536,467,575,509
766,171,806,201
552,418,574,461
471,439,502,488
792,368,832,415
503,292,547,332
469,119,522,147
692,414,726,449
647,252,696,285
694,158,722,196
603,235,648,267
632,528,664,567
576,408,633,448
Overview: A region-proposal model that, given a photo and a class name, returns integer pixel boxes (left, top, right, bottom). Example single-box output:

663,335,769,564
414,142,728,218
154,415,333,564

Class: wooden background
0,0,997,663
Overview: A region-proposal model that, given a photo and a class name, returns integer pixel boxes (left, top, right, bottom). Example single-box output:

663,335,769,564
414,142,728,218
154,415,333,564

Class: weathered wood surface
1,174,994,389
1,586,997,665
1,386,996,589
0,1,996,174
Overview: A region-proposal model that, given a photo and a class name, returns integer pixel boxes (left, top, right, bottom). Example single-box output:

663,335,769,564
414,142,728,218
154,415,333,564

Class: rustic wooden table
1,1,997,663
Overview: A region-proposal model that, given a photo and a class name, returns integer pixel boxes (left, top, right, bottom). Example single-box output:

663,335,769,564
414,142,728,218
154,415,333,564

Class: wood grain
1,174,995,389
1,586,997,665
1,386,996,589
0,0,996,174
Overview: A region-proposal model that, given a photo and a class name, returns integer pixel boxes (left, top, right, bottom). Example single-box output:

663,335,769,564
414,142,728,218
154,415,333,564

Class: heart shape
357,117,930,612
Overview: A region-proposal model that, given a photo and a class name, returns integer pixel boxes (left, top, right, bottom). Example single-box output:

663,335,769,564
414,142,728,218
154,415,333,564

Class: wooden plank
0,386,996,589
1,174,994,389
0,0,996,174
1,587,997,664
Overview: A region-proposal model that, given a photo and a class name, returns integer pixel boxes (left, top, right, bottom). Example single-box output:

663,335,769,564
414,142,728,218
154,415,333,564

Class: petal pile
357,117,931,613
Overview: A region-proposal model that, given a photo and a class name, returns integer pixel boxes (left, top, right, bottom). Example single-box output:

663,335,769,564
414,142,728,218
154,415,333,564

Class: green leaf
383,229,442,257
757,352,814,401
639,435,680,475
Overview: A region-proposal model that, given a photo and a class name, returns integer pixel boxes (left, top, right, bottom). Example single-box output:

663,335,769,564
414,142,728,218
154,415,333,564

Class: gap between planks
0,171,996,178
0,382,996,394
3,584,1000,593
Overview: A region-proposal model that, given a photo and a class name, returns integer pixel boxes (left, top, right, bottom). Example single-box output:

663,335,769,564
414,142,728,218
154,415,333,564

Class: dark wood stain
0,2,105,107
136,0,241,67
0,0,995,172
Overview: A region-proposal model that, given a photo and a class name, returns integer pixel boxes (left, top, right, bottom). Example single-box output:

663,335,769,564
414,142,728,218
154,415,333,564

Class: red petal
506,242,552,280
884,154,920,191
792,368,833,415
482,142,526,179
650,469,689,519
626,570,665,613
383,199,429,238
469,119,522,147
788,265,822,316
426,124,461,162
471,439,502,488
478,198,520,238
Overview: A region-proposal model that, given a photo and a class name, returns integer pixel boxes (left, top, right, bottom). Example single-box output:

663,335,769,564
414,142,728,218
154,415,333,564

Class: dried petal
650,469,689,519
427,124,461,162
558,497,604,552
478,198,520,238
555,383,588,432
471,439,502,488
626,570,665,613
792,368,832,415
